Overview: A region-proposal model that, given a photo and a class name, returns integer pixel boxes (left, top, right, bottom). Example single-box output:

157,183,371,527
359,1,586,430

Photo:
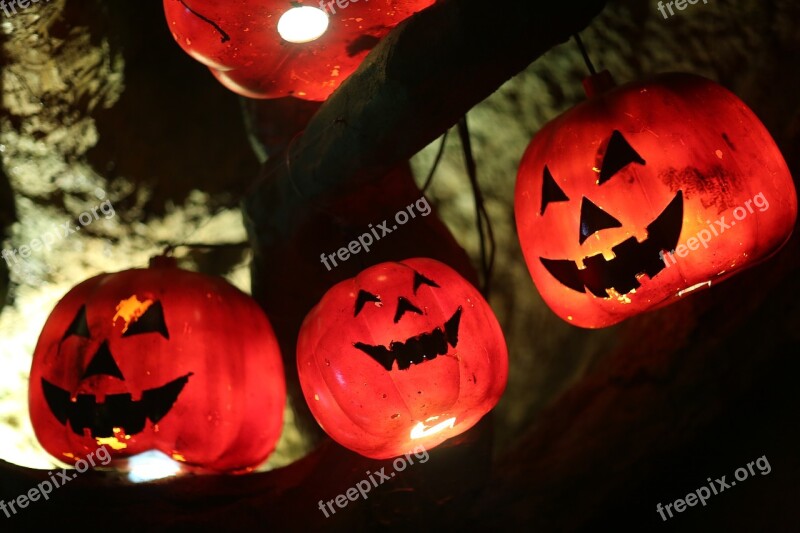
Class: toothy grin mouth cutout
540,191,683,297
41,373,192,438
354,308,462,371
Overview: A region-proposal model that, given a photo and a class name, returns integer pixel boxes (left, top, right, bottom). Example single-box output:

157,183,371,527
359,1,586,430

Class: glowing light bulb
127,450,183,483
677,281,712,297
277,7,329,44
410,416,456,439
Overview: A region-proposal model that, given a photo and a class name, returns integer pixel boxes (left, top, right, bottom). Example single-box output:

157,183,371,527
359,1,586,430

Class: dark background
0,0,798,530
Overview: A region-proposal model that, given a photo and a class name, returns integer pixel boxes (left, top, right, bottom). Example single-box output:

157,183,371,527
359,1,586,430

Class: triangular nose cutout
394,297,423,323
579,197,622,244
82,341,125,380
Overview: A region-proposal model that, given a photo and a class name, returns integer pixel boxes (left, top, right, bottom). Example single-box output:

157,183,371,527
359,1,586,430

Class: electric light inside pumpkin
277,7,329,44
163,0,436,99
410,416,456,439
677,281,712,297
113,295,154,333
127,450,183,483
96,427,130,451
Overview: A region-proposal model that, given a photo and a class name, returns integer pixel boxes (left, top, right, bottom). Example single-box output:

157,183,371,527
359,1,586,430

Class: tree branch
243,0,608,234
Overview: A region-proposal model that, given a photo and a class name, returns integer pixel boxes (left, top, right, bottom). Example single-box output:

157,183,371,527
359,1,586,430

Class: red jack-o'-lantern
28,257,285,472
297,258,507,459
515,71,797,328
163,0,435,101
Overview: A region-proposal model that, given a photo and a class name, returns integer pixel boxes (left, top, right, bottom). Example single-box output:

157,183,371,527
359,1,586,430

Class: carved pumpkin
515,72,797,328
297,258,508,459
28,257,285,473
162,0,436,101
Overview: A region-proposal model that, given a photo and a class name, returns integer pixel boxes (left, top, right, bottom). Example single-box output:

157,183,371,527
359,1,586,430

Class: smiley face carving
297,258,508,459
538,130,684,298
352,271,462,371
29,260,286,472
41,302,192,439
515,73,797,328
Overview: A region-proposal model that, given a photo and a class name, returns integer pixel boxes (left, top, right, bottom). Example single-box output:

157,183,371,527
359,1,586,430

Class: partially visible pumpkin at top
28,257,286,473
515,71,797,328
163,0,436,101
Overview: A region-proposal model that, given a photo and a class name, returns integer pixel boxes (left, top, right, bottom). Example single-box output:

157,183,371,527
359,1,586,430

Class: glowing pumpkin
297,258,507,459
515,71,797,328
28,257,285,473
163,0,436,100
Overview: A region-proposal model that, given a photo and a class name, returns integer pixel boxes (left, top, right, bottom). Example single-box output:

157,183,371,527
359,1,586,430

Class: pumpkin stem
149,255,179,269
581,70,617,98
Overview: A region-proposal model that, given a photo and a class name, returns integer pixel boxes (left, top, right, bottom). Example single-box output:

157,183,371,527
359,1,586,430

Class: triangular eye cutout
579,197,622,244
541,166,570,215
81,341,125,380
598,130,646,185
62,305,91,341
122,301,169,339
393,297,423,323
413,271,440,294
354,290,381,317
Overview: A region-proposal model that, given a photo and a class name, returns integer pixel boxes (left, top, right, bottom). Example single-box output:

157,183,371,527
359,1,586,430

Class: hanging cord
457,116,495,297
573,33,597,76
421,130,449,194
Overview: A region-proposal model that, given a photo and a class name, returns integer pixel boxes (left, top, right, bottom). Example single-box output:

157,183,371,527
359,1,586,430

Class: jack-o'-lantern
515,71,797,328
163,0,436,101
28,257,285,473
297,258,507,459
